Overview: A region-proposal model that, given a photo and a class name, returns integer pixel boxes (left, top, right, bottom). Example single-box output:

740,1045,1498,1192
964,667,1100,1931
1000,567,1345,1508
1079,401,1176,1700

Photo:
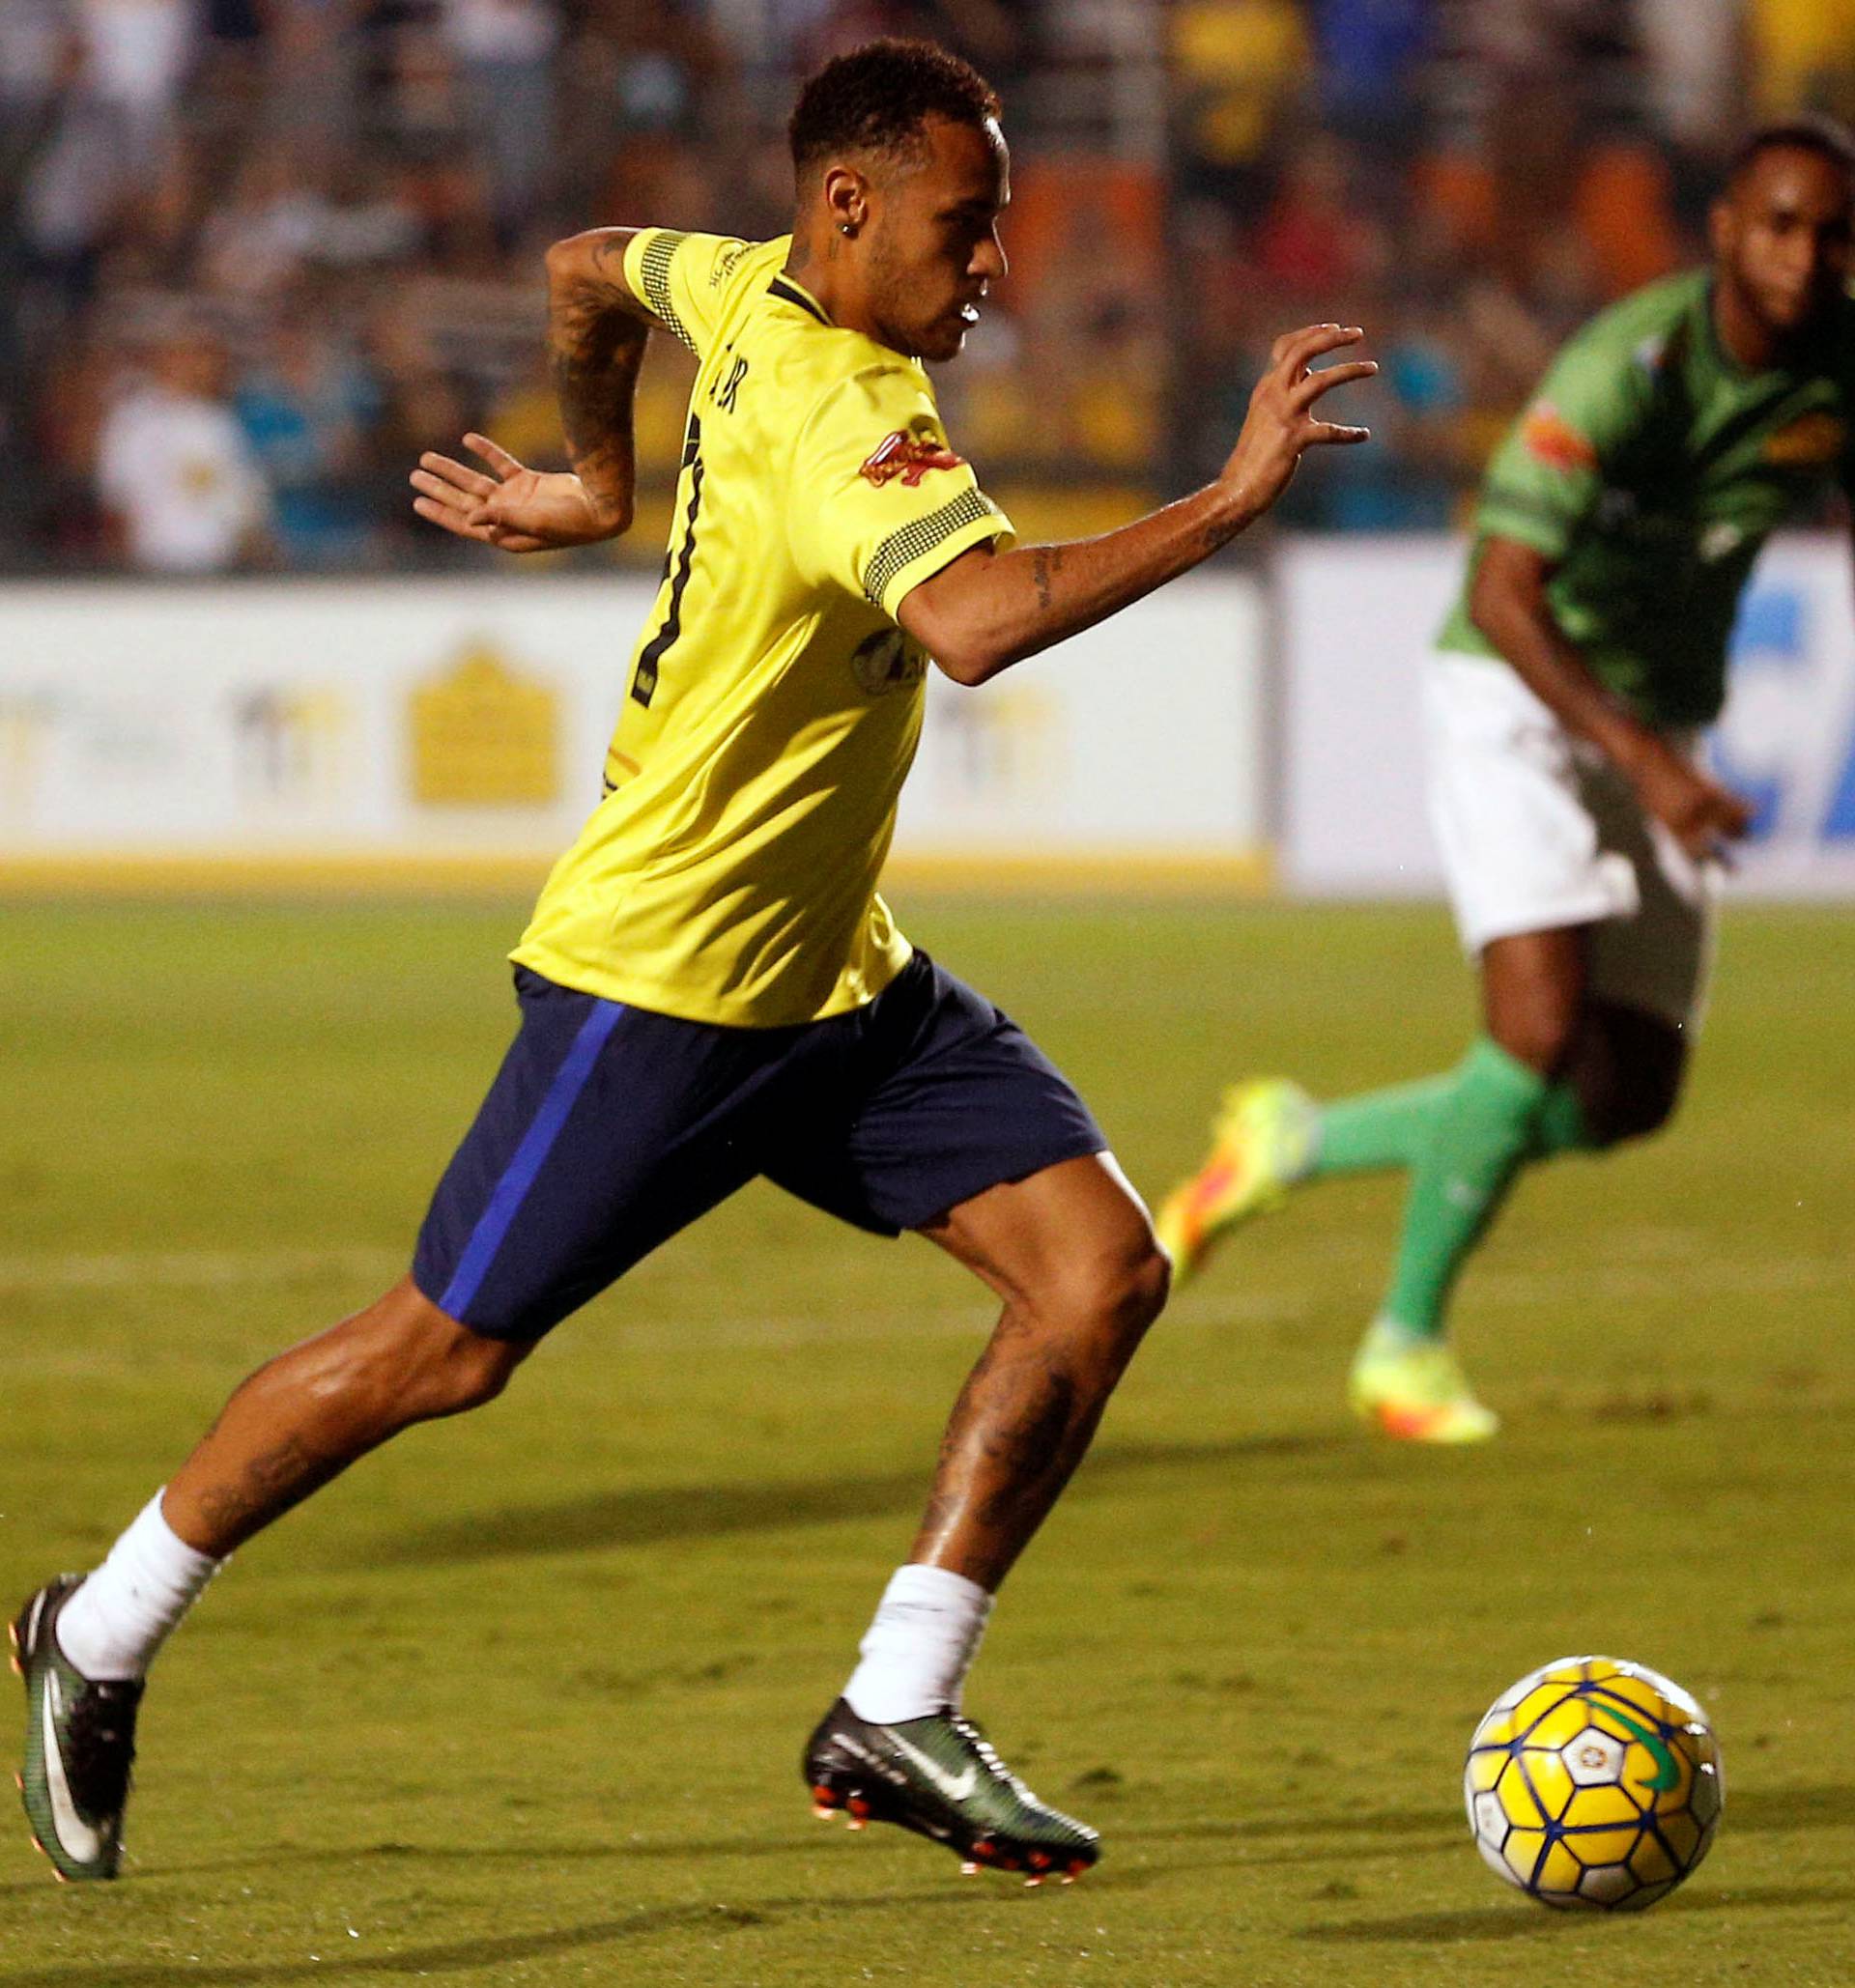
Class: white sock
842,1564,993,1723
55,1491,223,1681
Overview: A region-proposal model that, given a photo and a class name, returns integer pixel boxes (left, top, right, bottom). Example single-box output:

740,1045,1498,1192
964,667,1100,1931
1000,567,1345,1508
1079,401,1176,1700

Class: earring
839,221,856,237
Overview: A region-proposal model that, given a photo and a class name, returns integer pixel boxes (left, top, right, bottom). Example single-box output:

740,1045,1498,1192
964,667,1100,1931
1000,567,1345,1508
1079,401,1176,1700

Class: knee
309,1280,528,1423
1584,1065,1682,1149
1051,1232,1171,1350
1116,1236,1172,1334
1572,1008,1687,1149
1488,1004,1578,1079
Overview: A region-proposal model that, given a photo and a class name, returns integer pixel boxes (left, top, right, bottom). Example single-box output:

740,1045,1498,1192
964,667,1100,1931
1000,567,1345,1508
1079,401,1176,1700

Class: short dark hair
788,39,1000,181
1727,116,1855,189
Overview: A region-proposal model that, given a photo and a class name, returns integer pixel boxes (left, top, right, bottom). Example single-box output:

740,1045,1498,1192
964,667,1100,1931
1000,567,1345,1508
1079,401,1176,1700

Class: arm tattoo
1196,510,1240,557
1031,546,1062,611
548,273,649,522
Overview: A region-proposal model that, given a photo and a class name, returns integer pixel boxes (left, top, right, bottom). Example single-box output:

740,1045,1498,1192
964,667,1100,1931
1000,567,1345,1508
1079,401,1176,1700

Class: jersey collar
768,271,833,327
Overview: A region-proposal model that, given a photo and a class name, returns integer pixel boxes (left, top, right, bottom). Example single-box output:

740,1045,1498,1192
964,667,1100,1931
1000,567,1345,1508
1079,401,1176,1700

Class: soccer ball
1465,1655,1723,1910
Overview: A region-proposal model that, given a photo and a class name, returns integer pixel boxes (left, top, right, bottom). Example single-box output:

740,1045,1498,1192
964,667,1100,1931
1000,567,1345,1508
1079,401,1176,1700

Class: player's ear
821,164,871,240
1707,195,1735,259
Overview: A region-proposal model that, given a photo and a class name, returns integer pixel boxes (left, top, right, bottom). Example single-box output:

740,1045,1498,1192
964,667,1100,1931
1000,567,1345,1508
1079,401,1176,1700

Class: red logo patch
1521,402,1598,475
859,430,964,487
1765,411,1846,468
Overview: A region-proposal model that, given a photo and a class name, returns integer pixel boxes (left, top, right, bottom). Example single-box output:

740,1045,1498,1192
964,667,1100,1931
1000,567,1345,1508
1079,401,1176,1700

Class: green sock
1379,1037,1553,1340
1312,1064,1592,1178
1532,1079,1590,1157
1312,1073,1455,1176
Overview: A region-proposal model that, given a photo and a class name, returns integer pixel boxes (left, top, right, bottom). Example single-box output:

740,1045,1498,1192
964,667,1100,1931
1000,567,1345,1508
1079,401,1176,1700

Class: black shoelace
62,1676,144,1817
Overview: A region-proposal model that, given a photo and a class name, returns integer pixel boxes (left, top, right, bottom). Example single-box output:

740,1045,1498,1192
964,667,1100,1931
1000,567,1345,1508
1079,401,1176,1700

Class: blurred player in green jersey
1158,119,1855,1442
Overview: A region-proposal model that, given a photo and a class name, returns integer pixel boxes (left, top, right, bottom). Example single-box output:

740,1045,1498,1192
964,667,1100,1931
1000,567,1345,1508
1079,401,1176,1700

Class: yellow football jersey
512,230,1013,1026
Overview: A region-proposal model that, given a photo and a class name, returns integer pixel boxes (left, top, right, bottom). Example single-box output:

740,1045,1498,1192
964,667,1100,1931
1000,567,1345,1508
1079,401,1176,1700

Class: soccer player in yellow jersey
13,42,1372,1885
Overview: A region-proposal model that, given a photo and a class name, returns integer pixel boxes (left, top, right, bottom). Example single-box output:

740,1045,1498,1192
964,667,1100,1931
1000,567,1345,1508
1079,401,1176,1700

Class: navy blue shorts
412,952,1107,1341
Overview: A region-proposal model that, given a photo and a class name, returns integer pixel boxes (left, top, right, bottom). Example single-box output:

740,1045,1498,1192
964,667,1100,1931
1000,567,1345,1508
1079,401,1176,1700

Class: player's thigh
763,952,1109,1247
1479,925,1591,1073
413,969,779,1342
1582,758,1719,1036
920,1150,1166,1329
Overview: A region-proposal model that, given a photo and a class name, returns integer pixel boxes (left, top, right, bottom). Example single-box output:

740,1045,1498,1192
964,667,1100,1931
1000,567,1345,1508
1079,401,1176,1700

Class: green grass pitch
2,896,1852,1985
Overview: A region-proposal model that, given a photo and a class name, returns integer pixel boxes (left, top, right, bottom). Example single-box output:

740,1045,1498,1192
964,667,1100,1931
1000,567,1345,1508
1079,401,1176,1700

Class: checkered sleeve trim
639,231,695,353
863,488,998,608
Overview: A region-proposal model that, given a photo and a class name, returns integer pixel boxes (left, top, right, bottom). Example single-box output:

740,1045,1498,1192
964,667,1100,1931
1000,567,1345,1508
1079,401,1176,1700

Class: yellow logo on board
411,644,560,806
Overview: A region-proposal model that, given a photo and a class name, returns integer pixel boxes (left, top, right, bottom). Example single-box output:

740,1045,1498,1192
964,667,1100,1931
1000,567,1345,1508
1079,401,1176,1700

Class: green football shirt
1439,270,1855,725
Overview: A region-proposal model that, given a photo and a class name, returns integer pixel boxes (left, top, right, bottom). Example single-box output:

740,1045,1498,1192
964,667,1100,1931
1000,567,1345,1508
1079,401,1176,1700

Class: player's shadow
370,1432,1339,1566
1721,1782,1855,1832
0,1885,985,1987
1298,1882,1855,1945
0,1829,848,1891
1205,1806,1462,1842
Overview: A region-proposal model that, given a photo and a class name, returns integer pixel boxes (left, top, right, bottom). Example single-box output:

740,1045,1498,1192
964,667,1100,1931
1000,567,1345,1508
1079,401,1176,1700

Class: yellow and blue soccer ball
1465,1656,1723,1910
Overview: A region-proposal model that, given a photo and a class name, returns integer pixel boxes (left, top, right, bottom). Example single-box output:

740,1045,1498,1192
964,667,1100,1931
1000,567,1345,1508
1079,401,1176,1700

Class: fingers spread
1277,324,1364,376
1291,359,1379,410
417,451,498,497
410,467,480,511
465,432,522,478
413,495,493,539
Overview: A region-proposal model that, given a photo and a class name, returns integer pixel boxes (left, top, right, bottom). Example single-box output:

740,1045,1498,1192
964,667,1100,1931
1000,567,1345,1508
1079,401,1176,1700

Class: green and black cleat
803,1697,1099,1885
12,1576,143,1882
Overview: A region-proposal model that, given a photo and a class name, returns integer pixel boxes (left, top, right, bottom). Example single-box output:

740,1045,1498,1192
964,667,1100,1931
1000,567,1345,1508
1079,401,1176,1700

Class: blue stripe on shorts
438,998,625,1318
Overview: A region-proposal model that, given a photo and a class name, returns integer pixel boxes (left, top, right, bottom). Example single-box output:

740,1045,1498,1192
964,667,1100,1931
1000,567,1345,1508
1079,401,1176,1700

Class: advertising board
0,577,1268,887
1279,535,1855,898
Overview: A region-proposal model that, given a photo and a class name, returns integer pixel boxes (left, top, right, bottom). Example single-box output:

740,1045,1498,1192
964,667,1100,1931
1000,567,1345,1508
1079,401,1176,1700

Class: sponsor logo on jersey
711,241,751,287
1764,411,1846,468
860,429,965,487
1521,402,1599,475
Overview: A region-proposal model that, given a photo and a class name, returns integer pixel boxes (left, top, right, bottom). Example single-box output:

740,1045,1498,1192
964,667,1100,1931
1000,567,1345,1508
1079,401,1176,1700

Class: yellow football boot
1348,1319,1499,1443
1155,1079,1318,1289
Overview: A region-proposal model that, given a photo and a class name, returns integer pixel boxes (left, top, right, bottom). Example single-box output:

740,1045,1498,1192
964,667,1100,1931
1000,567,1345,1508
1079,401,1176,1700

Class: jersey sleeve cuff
623,228,697,354
869,493,1014,622
1474,493,1579,561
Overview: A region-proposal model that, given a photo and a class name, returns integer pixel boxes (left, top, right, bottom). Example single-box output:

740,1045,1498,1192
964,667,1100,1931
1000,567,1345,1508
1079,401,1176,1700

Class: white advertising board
0,576,1266,880
898,579,1266,860
1279,537,1455,896
0,580,636,856
1280,533,1855,899
1708,537,1855,895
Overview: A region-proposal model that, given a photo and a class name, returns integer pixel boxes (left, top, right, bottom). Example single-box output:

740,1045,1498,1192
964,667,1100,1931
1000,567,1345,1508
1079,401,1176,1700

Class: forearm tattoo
1031,546,1062,611
549,262,648,517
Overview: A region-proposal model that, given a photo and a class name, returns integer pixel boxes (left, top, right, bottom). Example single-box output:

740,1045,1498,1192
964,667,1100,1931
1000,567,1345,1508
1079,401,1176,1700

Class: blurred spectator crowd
3,0,1853,574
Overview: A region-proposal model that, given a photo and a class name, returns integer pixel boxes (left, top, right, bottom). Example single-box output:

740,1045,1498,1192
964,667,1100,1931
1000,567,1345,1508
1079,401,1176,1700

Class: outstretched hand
1220,325,1377,522
410,433,612,553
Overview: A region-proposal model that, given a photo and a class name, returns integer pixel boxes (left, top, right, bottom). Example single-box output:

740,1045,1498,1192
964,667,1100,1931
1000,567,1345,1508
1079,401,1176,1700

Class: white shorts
1423,652,1719,1031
